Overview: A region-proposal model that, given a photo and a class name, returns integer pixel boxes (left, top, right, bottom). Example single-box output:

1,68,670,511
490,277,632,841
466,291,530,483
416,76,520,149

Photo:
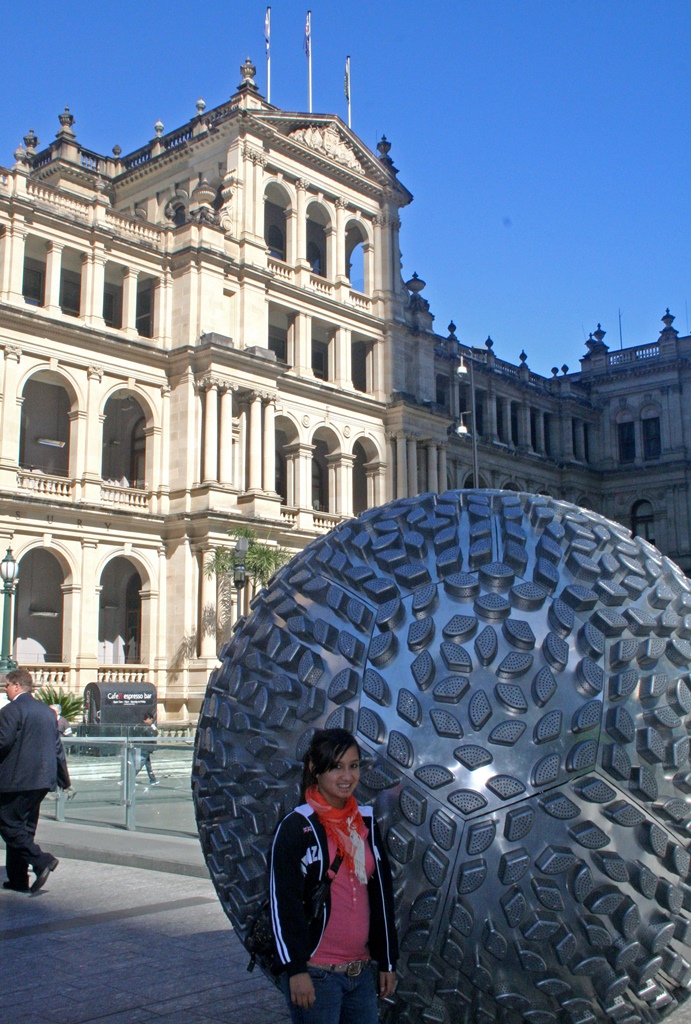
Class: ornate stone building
0,60,688,721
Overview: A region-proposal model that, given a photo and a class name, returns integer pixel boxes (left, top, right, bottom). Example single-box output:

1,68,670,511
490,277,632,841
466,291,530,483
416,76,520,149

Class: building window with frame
632,499,655,546
642,415,661,460
617,421,635,464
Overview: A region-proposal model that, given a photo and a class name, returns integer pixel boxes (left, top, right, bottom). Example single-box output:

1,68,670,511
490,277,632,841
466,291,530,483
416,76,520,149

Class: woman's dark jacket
269,802,398,978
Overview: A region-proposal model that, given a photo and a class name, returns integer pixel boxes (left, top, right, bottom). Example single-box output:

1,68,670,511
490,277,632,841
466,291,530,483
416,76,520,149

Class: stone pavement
1,820,290,1024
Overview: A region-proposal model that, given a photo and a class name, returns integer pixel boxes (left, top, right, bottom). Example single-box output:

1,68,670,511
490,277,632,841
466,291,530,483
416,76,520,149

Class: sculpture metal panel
193,491,691,1023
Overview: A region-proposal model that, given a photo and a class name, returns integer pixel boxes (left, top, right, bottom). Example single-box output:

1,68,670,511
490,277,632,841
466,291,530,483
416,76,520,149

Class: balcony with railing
17,470,73,500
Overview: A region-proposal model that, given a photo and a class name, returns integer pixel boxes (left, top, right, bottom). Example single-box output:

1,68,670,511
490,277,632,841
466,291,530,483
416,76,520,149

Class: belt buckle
346,961,363,977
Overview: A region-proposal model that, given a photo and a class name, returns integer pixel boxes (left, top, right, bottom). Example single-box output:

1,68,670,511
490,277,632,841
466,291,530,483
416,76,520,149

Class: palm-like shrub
36,686,84,723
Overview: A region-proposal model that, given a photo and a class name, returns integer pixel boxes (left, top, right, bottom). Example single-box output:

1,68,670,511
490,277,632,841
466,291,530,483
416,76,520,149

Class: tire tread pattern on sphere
192,489,691,1024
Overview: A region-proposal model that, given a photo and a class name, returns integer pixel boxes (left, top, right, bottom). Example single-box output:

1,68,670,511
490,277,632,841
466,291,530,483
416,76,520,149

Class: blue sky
2,1,690,375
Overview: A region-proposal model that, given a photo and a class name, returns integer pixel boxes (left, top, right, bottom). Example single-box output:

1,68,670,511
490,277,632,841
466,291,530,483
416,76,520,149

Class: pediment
251,113,394,184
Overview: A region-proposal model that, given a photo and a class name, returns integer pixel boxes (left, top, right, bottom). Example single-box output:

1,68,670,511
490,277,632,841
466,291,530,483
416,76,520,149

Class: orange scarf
305,785,368,885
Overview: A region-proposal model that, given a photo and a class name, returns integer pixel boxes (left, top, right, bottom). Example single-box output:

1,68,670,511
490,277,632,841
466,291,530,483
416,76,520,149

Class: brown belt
307,959,370,977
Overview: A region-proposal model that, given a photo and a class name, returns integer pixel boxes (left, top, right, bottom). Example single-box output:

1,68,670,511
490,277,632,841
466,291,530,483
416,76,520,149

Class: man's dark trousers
0,789,51,887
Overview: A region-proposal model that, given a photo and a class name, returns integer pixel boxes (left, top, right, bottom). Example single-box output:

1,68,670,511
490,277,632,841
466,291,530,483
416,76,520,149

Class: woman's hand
290,972,316,1009
379,971,396,998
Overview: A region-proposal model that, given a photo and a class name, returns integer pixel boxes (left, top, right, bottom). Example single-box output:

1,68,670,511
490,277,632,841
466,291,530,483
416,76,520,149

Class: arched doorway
99,558,142,664
102,392,147,487
19,377,71,476
13,549,65,664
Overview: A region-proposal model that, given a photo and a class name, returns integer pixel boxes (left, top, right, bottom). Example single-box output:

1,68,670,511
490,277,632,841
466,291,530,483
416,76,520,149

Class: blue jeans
280,964,380,1024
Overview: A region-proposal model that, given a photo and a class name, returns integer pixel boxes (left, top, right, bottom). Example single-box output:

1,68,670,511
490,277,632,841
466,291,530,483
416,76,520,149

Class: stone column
83,365,103,486
2,223,26,304
0,346,21,486
262,396,276,492
338,453,355,517
122,267,138,336
333,327,352,389
396,434,408,499
574,418,586,462
293,312,312,376
519,402,532,450
218,386,234,486
427,441,439,493
438,445,447,492
295,180,308,265
503,398,513,445
158,385,170,513
407,437,418,497
335,198,347,280
248,392,263,491
84,252,106,328
202,380,219,483
373,217,383,294
562,413,575,461
44,242,64,314
535,410,546,454
199,548,217,659
487,393,498,441
76,539,99,672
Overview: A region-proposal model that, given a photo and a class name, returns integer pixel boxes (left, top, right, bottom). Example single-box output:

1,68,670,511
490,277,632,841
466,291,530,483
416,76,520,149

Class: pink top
311,834,375,965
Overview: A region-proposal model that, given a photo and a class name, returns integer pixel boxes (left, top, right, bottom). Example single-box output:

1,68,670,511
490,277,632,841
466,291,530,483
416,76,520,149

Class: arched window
306,204,329,277
266,224,285,261
19,378,71,477
130,416,146,488
617,413,635,464
13,549,65,664
632,500,655,545
345,223,366,292
641,407,661,461
312,440,329,511
307,241,323,276
102,394,146,487
99,558,142,665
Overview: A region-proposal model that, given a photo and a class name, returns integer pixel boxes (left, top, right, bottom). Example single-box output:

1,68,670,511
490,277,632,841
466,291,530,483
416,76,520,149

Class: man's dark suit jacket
0,691,70,792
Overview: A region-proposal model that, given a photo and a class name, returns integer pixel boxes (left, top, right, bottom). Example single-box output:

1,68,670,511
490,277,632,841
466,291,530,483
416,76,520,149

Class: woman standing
270,728,398,1023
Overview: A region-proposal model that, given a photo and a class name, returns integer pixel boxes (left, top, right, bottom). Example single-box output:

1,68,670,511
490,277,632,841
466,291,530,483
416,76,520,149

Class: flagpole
306,11,312,113
265,7,271,103
345,55,351,128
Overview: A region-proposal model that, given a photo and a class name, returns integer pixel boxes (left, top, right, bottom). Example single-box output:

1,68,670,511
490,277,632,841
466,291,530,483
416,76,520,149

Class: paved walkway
1,820,290,1024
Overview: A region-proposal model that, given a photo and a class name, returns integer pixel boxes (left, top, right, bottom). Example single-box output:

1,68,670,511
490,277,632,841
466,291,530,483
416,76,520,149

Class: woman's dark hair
301,728,361,797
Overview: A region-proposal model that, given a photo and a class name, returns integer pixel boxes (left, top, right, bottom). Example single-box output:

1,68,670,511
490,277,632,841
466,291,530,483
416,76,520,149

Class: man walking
0,668,70,894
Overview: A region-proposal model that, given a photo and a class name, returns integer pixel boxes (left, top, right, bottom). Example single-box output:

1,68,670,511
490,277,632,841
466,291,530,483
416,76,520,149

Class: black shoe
31,856,59,894
3,881,30,893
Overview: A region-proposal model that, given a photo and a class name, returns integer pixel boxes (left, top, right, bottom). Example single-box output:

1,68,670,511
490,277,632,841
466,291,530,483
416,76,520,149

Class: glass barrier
45,735,197,836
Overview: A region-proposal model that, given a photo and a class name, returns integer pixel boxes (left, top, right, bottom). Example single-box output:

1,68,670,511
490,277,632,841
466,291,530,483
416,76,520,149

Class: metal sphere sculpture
193,491,691,1024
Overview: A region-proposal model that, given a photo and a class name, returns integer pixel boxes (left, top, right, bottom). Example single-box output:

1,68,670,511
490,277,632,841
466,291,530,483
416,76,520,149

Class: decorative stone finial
196,97,207,115
13,144,28,167
485,336,494,350
377,135,398,173
23,129,39,151
592,323,606,344
661,308,675,330
240,57,257,85
519,350,527,364
447,321,457,338
112,145,122,158
154,119,164,138
551,367,559,377
57,107,76,137
561,364,569,376
405,272,425,294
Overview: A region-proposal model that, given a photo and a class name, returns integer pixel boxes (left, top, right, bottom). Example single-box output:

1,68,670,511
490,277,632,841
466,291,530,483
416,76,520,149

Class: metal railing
50,734,196,834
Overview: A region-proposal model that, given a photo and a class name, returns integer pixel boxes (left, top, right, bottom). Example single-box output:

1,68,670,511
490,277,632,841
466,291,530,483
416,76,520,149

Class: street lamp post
0,547,19,673
457,353,480,489
233,536,250,590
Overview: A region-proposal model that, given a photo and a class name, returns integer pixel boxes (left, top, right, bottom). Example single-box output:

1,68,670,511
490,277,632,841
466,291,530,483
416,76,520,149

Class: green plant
204,526,290,588
36,686,84,723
